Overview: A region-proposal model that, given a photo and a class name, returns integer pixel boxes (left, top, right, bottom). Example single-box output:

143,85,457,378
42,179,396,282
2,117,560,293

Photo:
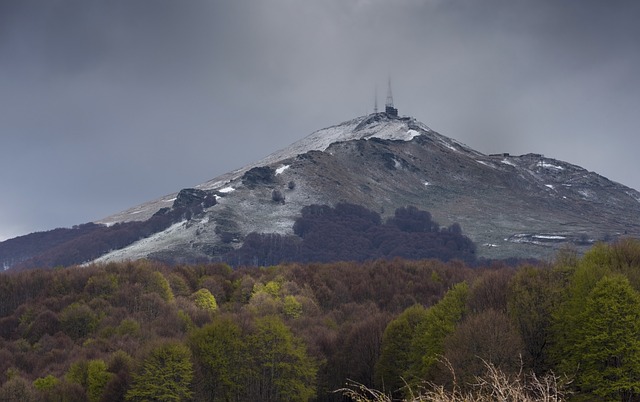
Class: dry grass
337,359,570,402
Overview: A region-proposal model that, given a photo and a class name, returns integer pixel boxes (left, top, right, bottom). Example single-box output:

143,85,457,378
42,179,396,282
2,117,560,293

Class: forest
226,203,477,266
1,239,640,401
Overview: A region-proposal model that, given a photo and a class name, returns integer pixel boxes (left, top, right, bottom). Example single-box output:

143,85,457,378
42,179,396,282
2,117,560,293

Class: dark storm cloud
1,0,640,240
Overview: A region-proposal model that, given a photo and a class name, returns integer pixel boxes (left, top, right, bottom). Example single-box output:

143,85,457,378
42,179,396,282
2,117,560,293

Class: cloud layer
1,0,639,240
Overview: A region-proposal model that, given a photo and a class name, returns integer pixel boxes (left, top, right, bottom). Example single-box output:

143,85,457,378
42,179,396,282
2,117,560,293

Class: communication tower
385,77,398,117
374,85,378,114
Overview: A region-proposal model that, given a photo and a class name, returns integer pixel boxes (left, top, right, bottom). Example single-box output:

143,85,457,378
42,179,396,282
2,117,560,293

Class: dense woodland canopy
2,240,640,401
227,203,477,266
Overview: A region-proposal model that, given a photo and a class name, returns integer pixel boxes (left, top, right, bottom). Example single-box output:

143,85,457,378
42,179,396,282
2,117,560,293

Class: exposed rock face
242,167,276,188
173,188,217,210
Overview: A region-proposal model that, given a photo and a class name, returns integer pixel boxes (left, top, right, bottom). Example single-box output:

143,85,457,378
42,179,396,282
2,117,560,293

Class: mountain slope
3,112,640,269
95,114,452,226
93,113,640,263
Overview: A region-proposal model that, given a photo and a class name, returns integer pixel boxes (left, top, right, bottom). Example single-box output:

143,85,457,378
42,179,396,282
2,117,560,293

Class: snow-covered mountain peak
196,113,441,191
254,113,436,165
96,113,483,226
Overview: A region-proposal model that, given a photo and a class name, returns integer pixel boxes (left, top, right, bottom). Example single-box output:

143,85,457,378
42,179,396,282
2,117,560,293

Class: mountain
3,112,640,269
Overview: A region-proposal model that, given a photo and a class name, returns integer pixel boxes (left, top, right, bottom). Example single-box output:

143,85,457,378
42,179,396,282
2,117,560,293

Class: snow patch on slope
406,129,421,140
93,221,188,263
275,165,290,175
541,162,564,170
476,160,495,168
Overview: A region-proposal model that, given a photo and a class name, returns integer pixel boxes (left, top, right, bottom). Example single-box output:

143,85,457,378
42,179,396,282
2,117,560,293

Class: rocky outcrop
241,167,276,188
173,188,217,210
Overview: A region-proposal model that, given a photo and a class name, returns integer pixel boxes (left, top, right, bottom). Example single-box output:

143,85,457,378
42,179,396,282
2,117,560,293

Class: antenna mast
385,77,394,108
374,85,378,114
385,77,398,116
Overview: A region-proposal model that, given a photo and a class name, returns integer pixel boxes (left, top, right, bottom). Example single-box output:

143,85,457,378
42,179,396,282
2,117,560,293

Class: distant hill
3,112,640,269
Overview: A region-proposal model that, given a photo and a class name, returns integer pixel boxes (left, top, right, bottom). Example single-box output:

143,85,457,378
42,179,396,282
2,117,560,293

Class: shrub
339,359,569,402
272,189,285,204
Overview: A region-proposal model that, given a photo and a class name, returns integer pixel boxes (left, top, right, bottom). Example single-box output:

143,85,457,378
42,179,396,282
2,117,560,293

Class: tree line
1,239,640,400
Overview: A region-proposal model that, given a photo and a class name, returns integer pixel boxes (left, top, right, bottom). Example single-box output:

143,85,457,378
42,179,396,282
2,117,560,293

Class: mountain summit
96,113,459,226
94,112,640,263
3,112,640,269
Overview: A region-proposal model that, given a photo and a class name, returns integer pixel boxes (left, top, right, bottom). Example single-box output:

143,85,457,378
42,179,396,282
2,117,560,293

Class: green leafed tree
59,302,99,340
66,360,90,388
248,315,317,402
550,243,615,371
147,271,175,302
569,275,640,401
406,282,468,385
191,288,218,311
282,295,303,319
507,265,563,374
375,304,428,398
101,350,134,402
33,374,58,391
189,317,248,401
126,342,193,402
66,359,112,402
87,359,112,402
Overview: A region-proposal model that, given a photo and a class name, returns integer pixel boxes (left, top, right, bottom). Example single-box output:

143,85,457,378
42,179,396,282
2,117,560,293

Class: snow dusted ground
197,114,446,191
96,113,456,225
193,113,484,196
90,112,640,263
93,220,189,263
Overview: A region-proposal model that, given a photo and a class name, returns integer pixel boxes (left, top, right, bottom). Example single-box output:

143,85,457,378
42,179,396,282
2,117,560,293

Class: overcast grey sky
1,0,639,241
